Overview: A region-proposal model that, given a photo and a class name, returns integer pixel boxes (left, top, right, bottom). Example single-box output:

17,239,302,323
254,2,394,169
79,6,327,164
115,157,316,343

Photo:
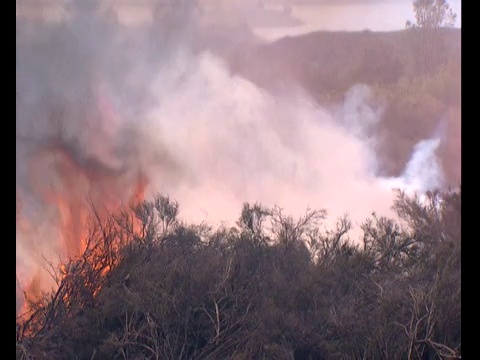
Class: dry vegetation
230,27,461,185
16,3,461,359
17,190,460,359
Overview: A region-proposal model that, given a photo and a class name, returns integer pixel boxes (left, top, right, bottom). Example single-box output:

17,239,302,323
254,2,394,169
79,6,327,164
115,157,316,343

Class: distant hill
242,3,304,28
231,28,460,97
228,28,461,186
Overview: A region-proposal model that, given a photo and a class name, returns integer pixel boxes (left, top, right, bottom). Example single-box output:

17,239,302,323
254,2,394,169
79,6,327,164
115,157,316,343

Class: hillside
229,28,461,185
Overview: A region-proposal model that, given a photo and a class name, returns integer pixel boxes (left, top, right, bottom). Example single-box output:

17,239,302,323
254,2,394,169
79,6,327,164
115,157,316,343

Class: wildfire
16,83,148,318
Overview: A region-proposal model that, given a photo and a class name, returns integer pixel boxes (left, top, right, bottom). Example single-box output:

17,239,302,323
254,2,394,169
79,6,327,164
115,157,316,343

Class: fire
17,192,47,317
16,191,31,234
17,84,149,317
131,172,148,205
22,271,43,307
43,151,90,257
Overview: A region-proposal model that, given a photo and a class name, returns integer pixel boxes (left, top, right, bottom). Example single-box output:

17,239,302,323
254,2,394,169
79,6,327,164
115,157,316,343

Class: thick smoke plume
16,4,446,312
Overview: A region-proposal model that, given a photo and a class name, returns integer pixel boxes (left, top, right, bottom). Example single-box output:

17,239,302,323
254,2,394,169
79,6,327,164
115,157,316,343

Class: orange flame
17,86,149,316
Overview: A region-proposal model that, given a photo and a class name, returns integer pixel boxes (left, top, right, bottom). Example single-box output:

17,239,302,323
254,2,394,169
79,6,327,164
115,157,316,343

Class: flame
17,192,46,317
23,271,43,306
46,151,90,256
16,191,32,234
131,172,148,205
17,84,149,317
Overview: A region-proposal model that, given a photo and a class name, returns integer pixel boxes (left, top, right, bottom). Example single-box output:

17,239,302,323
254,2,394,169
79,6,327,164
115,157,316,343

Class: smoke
138,55,393,228
16,5,446,309
381,137,444,194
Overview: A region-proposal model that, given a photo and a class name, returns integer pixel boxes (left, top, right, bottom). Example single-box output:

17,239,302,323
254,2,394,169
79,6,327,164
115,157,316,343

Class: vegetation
16,2,461,358
406,0,457,75
406,0,457,29
17,189,461,359
230,27,461,185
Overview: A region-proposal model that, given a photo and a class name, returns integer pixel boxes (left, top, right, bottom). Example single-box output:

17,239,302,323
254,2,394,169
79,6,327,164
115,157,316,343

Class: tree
406,0,457,73
406,0,457,29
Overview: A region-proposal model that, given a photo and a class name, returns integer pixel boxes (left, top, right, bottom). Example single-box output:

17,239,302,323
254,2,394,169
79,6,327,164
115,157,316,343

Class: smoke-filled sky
16,0,461,32
251,0,461,40
16,3,449,309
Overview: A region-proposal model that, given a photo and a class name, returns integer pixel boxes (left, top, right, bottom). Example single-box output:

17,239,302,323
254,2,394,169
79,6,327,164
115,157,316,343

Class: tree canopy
406,0,457,29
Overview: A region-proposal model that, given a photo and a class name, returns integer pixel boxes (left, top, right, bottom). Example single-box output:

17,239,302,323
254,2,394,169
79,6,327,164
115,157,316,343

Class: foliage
16,190,461,359
406,0,457,29
405,0,457,75
231,27,461,184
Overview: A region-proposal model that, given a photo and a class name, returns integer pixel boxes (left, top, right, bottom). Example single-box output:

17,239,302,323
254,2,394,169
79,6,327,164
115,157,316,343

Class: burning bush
16,190,460,359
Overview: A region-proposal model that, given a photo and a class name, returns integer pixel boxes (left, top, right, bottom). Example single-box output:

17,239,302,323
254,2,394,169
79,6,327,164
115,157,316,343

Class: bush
16,190,461,359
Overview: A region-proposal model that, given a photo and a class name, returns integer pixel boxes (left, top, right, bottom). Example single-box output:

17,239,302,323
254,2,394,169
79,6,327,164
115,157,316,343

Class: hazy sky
253,0,461,40
291,0,459,5
17,0,461,35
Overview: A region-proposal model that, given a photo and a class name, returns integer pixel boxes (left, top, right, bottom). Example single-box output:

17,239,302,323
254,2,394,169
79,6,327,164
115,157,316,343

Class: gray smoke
16,4,447,304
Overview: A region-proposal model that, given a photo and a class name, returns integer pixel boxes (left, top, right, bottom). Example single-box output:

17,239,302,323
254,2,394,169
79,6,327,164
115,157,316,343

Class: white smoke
16,7,448,307
401,138,444,191
380,133,444,196
129,51,445,231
